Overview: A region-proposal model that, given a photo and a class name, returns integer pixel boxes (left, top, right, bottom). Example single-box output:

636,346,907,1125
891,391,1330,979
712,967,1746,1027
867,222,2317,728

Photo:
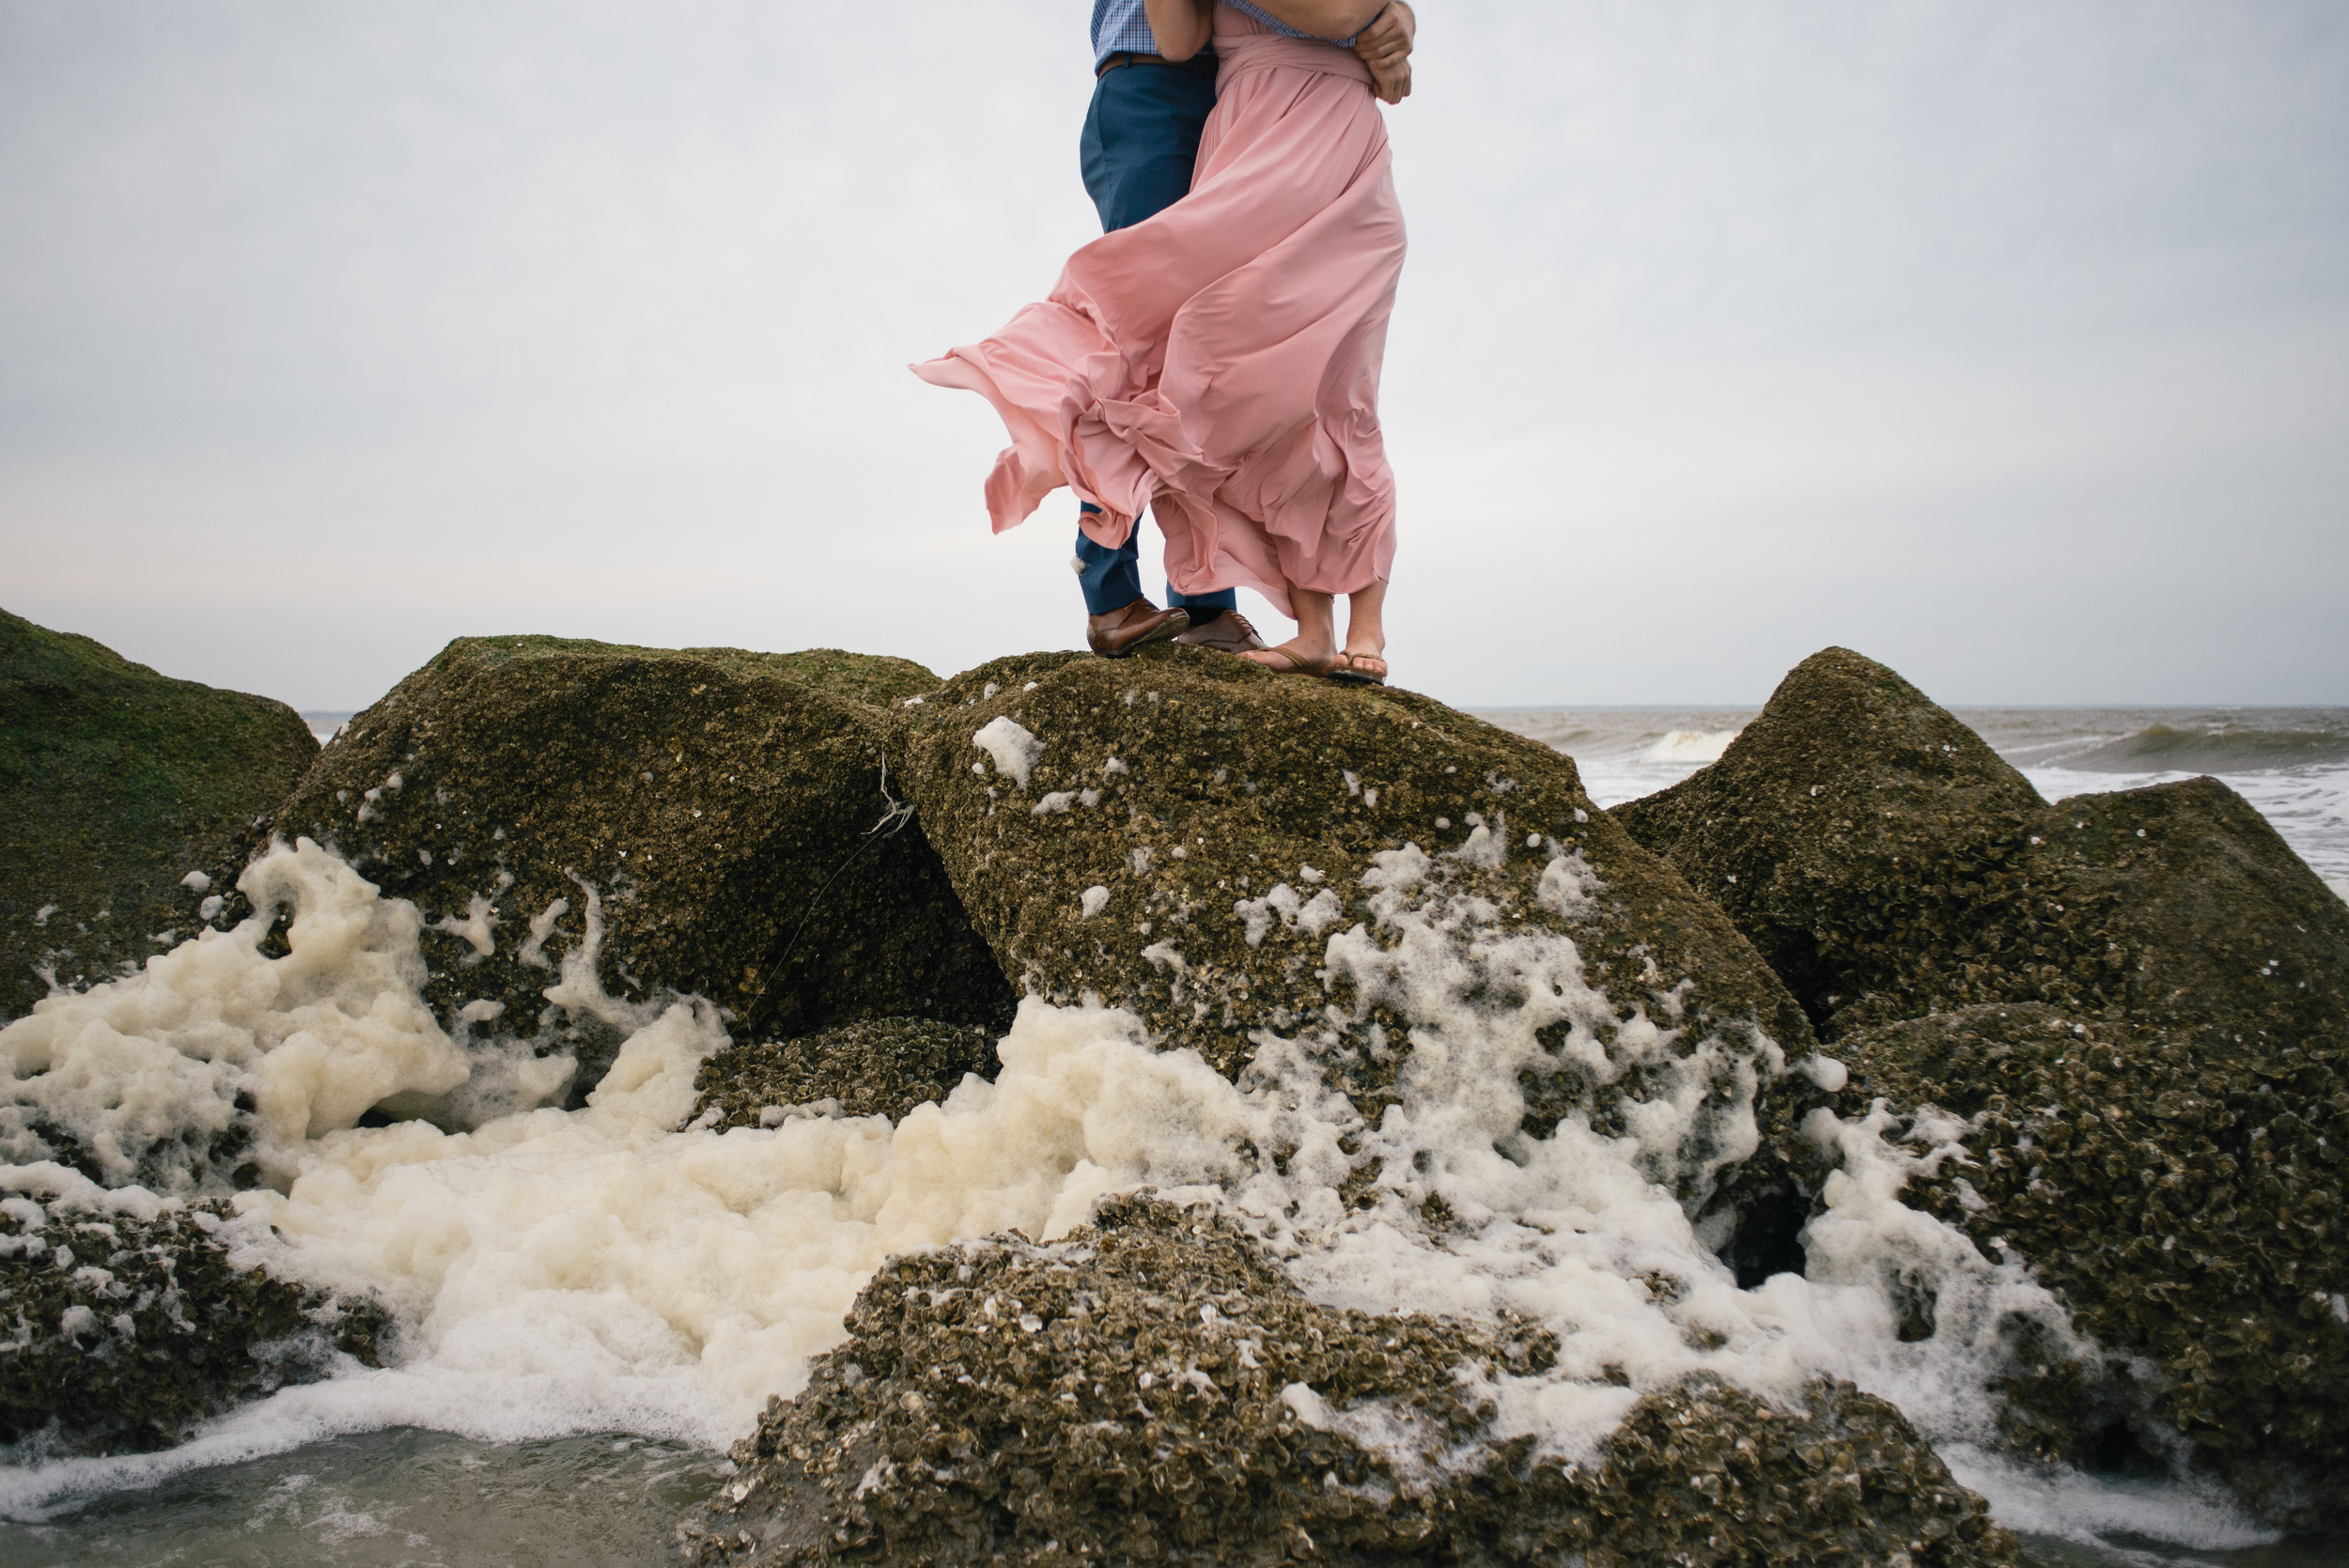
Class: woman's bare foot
1245,590,1339,675
1330,578,1389,682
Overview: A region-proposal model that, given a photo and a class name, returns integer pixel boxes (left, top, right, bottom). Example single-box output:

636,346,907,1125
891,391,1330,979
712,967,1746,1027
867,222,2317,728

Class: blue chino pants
1071,62,1237,622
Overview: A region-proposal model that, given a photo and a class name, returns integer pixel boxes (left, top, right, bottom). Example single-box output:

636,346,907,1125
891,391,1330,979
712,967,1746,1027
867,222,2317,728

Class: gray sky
3,1,2343,710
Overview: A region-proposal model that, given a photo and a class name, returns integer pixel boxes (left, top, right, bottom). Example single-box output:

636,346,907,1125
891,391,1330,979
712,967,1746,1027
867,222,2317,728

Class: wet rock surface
0,608,317,1021
692,1017,1000,1128
679,1195,2026,1568
1770,1004,2349,1524
1621,648,2349,1520
894,644,1812,1109
0,1175,387,1455
270,636,1011,1090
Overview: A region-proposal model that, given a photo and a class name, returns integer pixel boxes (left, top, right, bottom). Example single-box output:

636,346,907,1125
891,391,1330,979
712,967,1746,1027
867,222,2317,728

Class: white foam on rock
0,835,2284,1552
2,993,1257,1516
972,716,1042,787
1,841,472,1190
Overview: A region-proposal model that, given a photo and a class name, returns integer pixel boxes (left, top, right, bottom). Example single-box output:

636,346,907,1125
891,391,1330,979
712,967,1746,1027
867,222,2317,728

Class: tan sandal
1245,643,1341,677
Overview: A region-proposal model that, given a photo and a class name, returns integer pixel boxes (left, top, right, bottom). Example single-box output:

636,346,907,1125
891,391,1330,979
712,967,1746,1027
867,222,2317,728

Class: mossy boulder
1610,647,2047,1030
677,1195,2026,1568
692,1017,1000,1129
268,636,1012,1092
2001,778,2349,1062
1753,1004,2349,1525
0,1171,387,1453
1611,647,2349,1053
0,608,317,1020
1616,649,2349,1521
894,646,1814,1170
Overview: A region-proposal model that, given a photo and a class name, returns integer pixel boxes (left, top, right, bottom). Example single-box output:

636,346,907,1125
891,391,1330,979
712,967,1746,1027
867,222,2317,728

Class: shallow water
8,1430,2341,1568
0,1430,727,1567
2025,1534,2349,1568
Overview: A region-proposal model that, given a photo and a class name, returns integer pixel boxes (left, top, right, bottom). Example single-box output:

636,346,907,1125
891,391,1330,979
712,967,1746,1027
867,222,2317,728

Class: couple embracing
917,0,1418,685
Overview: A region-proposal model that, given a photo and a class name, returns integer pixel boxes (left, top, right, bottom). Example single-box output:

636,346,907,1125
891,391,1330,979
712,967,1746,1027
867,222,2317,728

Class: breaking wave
2064,723,2349,774
1643,727,1745,765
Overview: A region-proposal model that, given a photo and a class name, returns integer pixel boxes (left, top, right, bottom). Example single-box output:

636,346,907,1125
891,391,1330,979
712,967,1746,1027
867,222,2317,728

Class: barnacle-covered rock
677,1196,2026,1568
1615,650,2349,1520
0,608,317,1021
268,636,1013,1090
1610,646,2047,1030
1612,647,2349,1053
692,1017,999,1129
1999,778,2349,1063
0,1167,387,1454
1768,1005,2349,1525
893,645,1812,1141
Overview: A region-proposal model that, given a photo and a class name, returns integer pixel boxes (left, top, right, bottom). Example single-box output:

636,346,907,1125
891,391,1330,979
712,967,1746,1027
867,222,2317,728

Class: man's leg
1072,65,1251,646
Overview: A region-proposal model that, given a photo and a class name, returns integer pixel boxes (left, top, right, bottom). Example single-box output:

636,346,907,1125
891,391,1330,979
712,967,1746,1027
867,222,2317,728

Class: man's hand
1354,1,1415,105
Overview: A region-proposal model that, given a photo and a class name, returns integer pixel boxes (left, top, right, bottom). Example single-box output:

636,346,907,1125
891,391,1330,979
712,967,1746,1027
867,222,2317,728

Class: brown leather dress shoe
1086,599,1190,658
1174,609,1269,656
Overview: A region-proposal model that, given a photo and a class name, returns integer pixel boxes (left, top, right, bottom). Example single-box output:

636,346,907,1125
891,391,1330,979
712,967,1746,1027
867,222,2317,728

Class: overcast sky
3,1,2343,710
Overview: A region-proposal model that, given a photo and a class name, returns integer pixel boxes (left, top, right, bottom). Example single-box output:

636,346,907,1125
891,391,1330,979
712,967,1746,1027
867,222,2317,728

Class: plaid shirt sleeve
1094,0,1360,65
1224,0,1361,46
1091,0,1160,63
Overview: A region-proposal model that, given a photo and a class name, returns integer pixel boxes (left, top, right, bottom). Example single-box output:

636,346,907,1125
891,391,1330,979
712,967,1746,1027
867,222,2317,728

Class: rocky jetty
681,1196,2024,1568
270,635,1013,1090
13,618,2345,1552
894,646,1812,1188
1622,647,2349,1520
0,1168,386,1452
1,607,317,1020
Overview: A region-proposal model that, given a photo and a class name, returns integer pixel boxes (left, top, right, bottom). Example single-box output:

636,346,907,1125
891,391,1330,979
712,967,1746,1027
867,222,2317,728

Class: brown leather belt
1097,50,1219,79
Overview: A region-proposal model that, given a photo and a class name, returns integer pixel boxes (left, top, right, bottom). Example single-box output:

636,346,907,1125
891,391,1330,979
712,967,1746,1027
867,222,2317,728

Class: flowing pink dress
913,3,1405,617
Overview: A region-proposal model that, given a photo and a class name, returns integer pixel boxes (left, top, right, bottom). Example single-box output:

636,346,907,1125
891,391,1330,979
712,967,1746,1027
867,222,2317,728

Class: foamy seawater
5,707,2343,1567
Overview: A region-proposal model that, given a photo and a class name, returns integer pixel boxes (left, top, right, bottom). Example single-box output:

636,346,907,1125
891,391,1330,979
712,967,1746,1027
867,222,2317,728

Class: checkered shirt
1091,0,1356,67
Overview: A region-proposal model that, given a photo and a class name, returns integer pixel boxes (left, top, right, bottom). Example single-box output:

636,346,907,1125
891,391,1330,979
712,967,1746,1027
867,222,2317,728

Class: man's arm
1352,1,1414,103
1143,0,1214,61
1238,0,1392,42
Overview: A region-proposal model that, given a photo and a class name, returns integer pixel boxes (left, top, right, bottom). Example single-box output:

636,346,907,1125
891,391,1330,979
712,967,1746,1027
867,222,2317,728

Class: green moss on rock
0,1182,386,1453
678,1195,2027,1568
268,636,1012,1089
0,608,318,1019
1998,778,2349,1063
1610,647,2047,1030
450,636,940,709
1611,649,2349,1055
895,644,1812,1112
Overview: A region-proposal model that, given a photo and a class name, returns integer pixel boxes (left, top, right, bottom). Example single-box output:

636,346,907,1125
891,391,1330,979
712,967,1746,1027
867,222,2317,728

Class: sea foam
0,840,2285,1552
